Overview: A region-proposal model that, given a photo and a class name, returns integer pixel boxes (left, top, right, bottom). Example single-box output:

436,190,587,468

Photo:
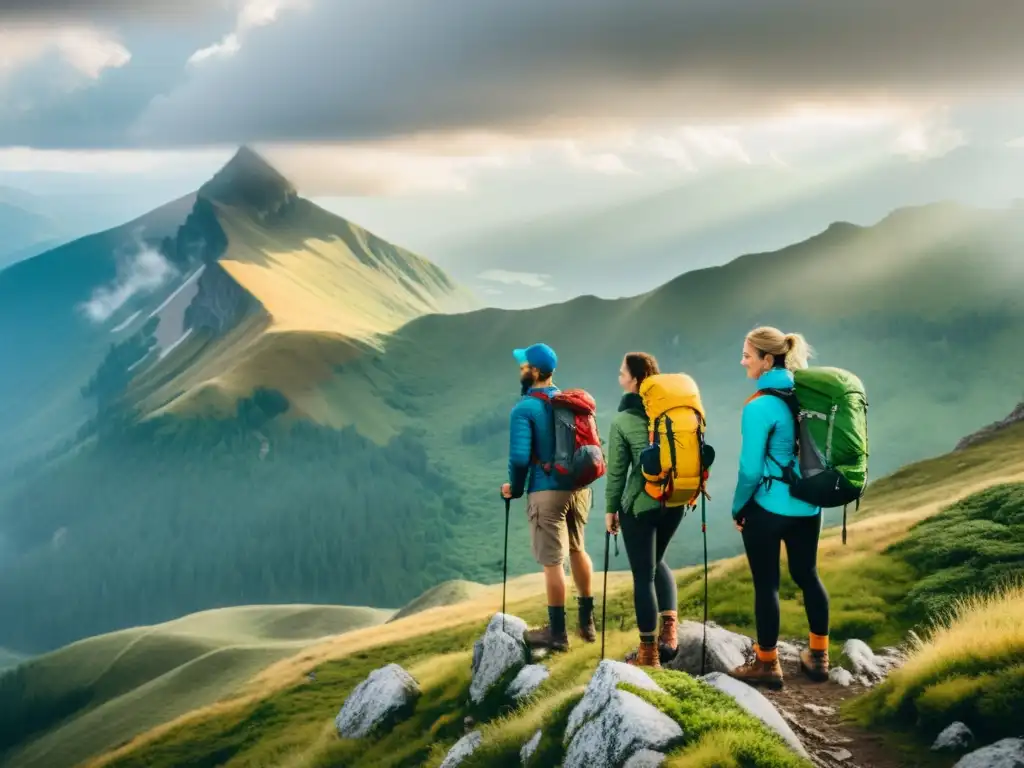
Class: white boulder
932,722,975,752
952,738,1024,768
440,730,483,768
563,689,683,768
507,664,549,701
623,749,667,767
666,621,752,675
335,664,420,739
520,730,542,765
700,672,810,760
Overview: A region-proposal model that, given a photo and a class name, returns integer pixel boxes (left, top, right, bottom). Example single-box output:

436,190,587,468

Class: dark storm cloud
0,0,215,21
6,0,1024,148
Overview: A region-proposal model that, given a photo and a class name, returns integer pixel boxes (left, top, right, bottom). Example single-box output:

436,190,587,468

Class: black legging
738,501,830,649
619,506,685,634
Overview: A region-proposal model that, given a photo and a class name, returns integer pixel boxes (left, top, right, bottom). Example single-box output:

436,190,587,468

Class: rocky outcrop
520,730,542,765
701,672,810,760
507,664,549,701
469,613,528,705
952,737,1024,768
562,660,683,768
828,667,854,687
665,620,751,674
955,402,1024,451
623,749,667,767
184,261,258,335
841,639,905,686
335,663,420,739
933,722,975,753
439,730,483,768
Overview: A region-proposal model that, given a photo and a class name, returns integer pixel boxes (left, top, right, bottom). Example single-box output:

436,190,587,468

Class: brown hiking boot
578,613,597,643
800,633,830,682
577,597,597,643
524,625,569,652
657,611,678,662
626,637,661,669
730,644,784,690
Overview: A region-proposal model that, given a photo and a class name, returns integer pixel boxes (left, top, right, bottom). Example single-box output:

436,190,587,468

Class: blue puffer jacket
731,368,821,519
507,386,571,498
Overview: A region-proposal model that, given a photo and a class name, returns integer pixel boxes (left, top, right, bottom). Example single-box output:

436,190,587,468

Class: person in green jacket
605,351,685,669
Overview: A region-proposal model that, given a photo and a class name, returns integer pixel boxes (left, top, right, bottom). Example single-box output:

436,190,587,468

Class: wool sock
548,606,567,637
578,595,595,623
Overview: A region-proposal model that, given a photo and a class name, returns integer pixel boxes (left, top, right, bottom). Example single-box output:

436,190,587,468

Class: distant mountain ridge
956,400,1024,451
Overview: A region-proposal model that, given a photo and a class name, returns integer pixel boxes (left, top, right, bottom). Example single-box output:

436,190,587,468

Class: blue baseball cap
513,343,558,374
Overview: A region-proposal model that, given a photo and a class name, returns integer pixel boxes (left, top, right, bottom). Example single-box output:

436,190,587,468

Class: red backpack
528,389,606,490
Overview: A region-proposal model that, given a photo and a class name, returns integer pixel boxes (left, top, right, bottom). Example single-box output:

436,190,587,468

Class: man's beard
520,372,535,395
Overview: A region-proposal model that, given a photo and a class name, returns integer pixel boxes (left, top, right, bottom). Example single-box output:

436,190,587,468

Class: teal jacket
731,368,820,519
507,385,571,498
604,393,662,516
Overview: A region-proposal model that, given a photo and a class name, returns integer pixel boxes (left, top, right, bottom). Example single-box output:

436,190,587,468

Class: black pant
739,501,829,650
619,506,685,634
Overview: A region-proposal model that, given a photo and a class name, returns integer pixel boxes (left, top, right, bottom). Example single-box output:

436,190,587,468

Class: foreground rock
440,730,482,768
563,660,683,768
952,738,1024,768
841,639,904,685
470,613,528,704
932,722,975,753
507,664,549,701
335,663,421,739
623,749,666,767
701,672,810,760
520,730,542,765
665,621,751,674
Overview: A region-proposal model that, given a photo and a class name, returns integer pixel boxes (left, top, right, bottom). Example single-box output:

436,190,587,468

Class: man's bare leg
569,550,593,597
544,563,567,606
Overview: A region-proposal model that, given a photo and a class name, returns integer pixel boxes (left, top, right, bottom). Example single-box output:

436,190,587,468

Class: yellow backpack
638,373,712,507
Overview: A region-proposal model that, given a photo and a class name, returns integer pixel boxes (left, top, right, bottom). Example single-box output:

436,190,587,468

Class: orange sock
755,643,779,662
809,632,829,652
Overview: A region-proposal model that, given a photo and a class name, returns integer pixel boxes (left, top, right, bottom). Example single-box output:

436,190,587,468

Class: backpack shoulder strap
746,387,799,481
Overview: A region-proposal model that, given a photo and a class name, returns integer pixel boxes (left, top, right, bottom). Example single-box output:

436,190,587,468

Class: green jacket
604,393,661,515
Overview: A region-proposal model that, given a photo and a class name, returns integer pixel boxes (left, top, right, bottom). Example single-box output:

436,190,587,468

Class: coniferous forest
0,389,471,652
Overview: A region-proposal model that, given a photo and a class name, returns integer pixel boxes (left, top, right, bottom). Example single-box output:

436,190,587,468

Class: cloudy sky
2,0,1024,286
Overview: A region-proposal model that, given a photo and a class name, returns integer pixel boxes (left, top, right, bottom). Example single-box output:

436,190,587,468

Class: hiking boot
800,633,830,682
524,625,569,652
626,636,661,669
657,611,679,663
730,644,784,690
577,596,597,643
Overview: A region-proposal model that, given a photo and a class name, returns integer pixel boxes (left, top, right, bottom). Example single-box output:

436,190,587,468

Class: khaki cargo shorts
526,488,592,567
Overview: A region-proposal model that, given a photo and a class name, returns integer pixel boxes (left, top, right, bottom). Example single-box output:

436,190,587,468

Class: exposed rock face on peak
183,261,258,336
956,401,1024,451
199,146,297,219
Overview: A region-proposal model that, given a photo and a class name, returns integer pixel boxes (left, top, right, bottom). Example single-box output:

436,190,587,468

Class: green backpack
757,367,869,543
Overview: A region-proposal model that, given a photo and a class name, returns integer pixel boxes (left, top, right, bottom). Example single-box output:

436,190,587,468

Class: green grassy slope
390,580,488,622
0,604,392,768
849,579,1024,748
79,424,1024,768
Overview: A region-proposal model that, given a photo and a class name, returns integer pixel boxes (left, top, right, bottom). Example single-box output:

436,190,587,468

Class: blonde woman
729,326,829,689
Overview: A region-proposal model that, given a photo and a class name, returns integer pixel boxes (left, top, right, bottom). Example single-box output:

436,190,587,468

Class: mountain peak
199,146,296,213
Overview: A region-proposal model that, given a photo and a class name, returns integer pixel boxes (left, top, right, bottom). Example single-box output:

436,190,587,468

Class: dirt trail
761,657,932,768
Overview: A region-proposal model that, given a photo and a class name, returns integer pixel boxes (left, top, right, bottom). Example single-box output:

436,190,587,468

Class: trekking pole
701,492,709,676
502,498,510,633
600,530,610,660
